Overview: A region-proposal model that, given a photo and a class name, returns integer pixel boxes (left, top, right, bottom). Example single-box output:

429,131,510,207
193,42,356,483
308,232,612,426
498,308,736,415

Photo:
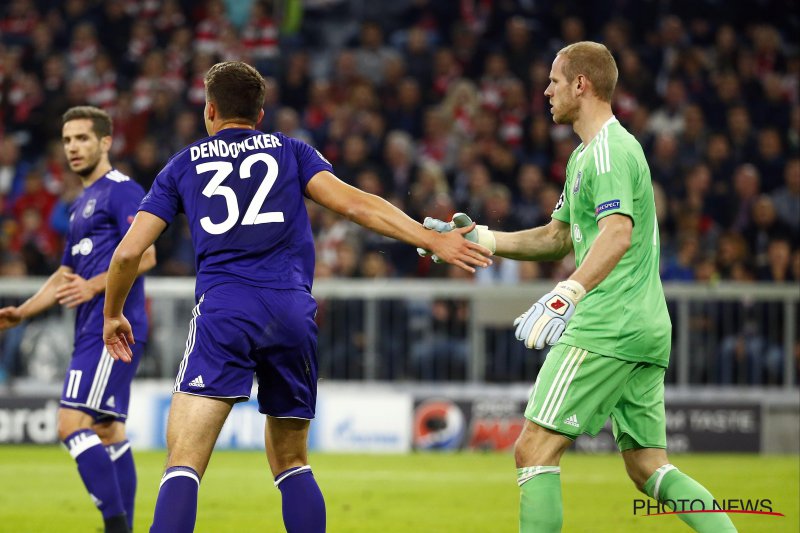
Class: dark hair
205,61,266,124
62,106,113,138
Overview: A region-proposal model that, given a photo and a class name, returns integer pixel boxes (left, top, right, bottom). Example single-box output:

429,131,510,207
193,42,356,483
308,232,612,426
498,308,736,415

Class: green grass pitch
0,446,797,532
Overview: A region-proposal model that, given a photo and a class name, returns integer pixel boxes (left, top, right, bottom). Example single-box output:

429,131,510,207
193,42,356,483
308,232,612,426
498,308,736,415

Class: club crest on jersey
546,295,569,316
82,199,96,218
573,224,583,242
572,171,582,194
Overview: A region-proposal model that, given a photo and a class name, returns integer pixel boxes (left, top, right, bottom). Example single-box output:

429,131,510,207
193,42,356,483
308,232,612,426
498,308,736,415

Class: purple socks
63,429,126,522
106,440,136,529
275,466,326,533
150,466,200,533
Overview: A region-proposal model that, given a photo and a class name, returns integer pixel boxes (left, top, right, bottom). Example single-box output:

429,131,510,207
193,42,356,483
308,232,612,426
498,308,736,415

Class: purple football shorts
173,283,319,419
61,334,144,421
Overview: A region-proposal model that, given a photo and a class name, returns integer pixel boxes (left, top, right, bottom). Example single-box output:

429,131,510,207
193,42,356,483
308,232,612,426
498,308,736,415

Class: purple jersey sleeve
139,158,182,224
286,136,334,189
111,182,145,237
61,240,74,268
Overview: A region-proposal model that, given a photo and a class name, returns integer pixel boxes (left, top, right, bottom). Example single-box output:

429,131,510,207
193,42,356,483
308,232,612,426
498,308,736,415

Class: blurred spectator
675,104,707,169
408,159,449,220
742,195,795,269
242,0,279,75
280,51,311,112
403,25,434,88
85,52,119,112
410,293,469,381
754,127,785,191
354,20,399,86
154,0,186,39
386,77,424,137
771,158,800,232
504,16,534,80
727,105,758,164
194,0,231,57
440,79,479,143
418,107,456,169
648,78,688,137
514,164,545,229
716,231,750,280
727,164,762,232
0,138,30,202
129,137,162,190
49,172,82,237
650,133,681,195
68,22,99,80
757,237,794,282
662,234,699,281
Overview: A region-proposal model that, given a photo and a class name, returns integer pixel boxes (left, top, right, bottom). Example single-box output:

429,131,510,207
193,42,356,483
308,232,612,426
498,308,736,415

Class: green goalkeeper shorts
524,343,667,451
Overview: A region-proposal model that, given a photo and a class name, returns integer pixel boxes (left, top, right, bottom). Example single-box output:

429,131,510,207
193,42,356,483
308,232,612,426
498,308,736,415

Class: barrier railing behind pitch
0,279,797,388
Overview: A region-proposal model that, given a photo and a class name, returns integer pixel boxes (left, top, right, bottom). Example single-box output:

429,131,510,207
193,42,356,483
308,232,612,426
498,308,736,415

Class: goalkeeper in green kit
420,42,736,532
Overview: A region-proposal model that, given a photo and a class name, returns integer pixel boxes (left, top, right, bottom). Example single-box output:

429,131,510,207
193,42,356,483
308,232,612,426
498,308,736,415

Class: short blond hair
557,41,618,102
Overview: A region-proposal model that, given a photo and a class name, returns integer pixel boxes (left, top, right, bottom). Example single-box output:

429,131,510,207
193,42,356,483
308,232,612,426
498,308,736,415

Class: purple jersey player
102,61,491,533
0,106,156,533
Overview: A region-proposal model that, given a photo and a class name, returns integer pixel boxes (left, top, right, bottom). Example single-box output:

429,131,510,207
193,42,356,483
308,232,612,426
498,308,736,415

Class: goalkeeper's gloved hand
417,213,496,263
513,280,586,350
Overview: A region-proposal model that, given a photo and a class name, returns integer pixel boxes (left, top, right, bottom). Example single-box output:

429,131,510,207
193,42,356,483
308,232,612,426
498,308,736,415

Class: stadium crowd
0,0,798,384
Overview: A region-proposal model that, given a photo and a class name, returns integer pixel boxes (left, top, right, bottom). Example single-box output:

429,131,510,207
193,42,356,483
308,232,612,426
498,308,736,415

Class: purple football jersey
139,129,333,299
61,170,148,341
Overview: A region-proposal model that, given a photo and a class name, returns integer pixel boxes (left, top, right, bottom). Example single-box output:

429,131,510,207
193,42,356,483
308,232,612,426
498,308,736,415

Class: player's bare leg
58,408,129,533
514,420,573,532
621,447,669,492
265,416,326,533
264,416,310,475
622,447,737,532
150,393,235,533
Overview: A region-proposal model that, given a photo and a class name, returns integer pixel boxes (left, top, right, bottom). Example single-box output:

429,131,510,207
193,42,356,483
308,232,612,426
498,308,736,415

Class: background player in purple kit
102,61,491,533
0,106,156,533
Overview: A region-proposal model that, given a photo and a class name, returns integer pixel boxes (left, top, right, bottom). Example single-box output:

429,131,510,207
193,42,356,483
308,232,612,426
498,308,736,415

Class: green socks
644,464,737,532
518,466,563,533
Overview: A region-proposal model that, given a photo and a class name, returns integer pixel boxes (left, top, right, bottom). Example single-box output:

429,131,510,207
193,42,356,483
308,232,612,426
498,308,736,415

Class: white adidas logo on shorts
188,375,205,388
564,414,580,427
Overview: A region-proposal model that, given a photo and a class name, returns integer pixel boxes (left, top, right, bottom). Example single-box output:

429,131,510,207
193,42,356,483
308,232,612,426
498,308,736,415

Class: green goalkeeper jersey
551,117,671,367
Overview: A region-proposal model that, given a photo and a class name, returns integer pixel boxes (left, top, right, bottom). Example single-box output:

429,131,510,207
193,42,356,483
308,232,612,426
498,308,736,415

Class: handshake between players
419,212,583,351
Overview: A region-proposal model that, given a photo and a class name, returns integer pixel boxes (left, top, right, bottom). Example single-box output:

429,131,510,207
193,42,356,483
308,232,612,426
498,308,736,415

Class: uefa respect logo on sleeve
632,497,785,518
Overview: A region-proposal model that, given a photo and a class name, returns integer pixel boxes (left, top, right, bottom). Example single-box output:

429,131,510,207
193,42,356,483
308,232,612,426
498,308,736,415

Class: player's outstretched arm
104,212,166,363
0,266,74,329
420,214,572,262
493,219,573,261
306,170,492,273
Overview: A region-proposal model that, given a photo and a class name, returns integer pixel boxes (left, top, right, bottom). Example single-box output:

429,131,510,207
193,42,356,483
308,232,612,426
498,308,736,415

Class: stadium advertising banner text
575,403,761,453
0,388,762,453
310,387,413,453
413,397,762,453
0,396,59,444
413,397,528,452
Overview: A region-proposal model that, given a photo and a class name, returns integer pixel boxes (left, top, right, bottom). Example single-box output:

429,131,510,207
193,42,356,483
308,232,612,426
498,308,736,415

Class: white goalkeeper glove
513,280,586,350
417,213,496,263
